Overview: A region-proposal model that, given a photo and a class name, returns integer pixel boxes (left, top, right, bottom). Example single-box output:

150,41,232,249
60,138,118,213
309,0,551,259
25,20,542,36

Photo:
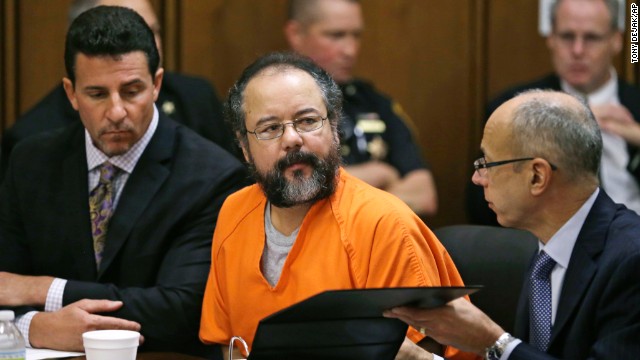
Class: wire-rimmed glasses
246,115,327,140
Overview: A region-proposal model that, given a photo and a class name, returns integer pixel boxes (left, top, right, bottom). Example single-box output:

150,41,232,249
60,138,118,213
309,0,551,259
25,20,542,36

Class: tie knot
98,162,118,184
532,251,556,280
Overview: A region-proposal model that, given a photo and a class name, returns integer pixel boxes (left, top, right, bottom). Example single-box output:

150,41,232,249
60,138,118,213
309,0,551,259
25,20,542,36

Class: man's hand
0,272,53,306
384,298,504,355
591,103,640,146
29,299,142,351
395,336,434,360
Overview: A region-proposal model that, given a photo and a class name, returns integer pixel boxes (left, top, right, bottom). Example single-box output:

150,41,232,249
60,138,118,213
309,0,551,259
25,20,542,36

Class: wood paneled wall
1,0,638,227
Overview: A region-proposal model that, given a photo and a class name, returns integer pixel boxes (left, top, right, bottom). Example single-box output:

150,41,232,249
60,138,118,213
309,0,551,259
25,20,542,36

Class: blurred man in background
285,0,438,218
468,0,640,224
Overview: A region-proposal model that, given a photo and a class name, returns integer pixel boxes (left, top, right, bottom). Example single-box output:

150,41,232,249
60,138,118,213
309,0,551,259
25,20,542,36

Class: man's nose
280,123,303,150
342,35,360,58
471,170,487,187
106,95,126,122
571,37,586,56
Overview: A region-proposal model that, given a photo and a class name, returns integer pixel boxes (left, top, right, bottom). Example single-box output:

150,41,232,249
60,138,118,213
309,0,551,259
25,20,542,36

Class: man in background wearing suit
468,0,640,225
0,0,239,181
0,6,246,358
386,90,640,359
284,0,438,218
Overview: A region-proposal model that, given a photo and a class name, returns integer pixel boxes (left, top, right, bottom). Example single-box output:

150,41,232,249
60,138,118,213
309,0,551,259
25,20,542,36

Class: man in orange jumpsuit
199,52,474,360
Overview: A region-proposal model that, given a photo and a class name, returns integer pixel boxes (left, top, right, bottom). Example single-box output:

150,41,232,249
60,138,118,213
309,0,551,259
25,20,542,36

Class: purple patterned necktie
529,250,556,351
89,162,118,269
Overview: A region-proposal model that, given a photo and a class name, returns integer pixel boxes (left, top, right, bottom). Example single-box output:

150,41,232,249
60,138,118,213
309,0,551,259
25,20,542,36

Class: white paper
26,348,84,360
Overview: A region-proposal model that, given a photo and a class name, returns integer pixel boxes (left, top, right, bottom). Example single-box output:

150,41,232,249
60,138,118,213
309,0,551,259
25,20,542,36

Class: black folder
247,286,481,360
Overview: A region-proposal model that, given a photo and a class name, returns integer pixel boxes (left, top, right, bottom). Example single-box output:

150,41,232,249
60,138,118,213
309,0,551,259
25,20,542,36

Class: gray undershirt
261,202,299,286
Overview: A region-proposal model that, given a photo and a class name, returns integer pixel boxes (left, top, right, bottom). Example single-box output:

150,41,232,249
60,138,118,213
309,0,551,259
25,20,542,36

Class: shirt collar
541,188,600,269
86,105,159,173
560,67,618,105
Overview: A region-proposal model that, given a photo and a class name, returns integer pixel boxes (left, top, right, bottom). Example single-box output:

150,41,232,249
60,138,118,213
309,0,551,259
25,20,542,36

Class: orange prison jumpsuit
200,169,477,359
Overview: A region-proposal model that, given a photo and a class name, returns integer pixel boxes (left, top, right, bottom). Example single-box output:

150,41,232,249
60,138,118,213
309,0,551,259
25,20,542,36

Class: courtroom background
2,0,639,227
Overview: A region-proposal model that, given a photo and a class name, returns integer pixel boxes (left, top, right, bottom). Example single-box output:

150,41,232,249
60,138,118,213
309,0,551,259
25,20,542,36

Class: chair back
434,225,538,333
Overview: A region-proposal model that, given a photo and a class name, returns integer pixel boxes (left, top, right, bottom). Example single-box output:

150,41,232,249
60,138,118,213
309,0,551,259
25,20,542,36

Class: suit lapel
97,116,175,277
62,126,98,278
548,191,612,348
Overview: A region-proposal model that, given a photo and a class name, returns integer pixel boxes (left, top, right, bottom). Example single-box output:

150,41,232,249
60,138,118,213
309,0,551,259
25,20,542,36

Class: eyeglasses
473,156,558,178
552,31,612,49
246,115,327,140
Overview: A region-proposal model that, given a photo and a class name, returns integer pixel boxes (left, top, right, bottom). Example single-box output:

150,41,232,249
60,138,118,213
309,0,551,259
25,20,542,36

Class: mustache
276,151,320,172
97,124,134,136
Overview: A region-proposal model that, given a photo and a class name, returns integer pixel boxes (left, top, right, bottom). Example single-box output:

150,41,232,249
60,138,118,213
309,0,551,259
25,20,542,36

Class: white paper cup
82,330,140,360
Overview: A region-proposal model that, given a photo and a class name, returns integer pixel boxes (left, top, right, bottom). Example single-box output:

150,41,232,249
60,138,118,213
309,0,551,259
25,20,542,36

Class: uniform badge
161,100,176,116
367,135,388,160
356,114,386,134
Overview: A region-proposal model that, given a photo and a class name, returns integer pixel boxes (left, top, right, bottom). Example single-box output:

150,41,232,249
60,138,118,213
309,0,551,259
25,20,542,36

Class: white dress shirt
501,189,600,359
561,69,640,214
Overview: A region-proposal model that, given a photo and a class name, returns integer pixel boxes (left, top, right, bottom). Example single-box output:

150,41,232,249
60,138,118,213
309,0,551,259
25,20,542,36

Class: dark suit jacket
467,73,640,225
0,115,248,358
0,71,240,180
510,190,640,359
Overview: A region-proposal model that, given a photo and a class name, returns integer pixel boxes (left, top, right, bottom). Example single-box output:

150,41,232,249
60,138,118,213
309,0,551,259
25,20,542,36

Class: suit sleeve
61,162,247,353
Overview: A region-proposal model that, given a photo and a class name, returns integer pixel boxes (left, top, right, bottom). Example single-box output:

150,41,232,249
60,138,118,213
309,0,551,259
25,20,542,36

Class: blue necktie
529,250,556,351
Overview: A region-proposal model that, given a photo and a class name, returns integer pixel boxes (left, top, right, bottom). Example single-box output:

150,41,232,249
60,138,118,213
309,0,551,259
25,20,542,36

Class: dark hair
64,5,159,84
225,51,343,148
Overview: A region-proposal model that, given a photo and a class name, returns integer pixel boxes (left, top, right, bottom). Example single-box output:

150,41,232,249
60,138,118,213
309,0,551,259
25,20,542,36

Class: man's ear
284,20,304,51
545,34,555,52
611,31,623,55
237,132,250,163
530,158,554,196
152,67,164,102
62,77,79,111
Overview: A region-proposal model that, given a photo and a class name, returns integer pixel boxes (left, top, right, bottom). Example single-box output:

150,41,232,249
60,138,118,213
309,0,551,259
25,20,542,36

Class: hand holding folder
229,286,480,360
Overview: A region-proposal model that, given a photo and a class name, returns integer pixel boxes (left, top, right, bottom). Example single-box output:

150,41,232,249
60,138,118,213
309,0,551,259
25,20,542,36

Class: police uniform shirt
339,79,429,176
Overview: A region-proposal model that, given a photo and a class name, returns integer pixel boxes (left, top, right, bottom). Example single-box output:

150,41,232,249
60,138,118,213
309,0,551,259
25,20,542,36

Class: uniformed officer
284,0,438,217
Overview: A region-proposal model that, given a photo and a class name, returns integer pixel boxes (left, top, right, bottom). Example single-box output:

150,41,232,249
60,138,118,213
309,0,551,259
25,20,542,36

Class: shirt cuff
45,278,67,312
433,355,445,360
501,338,522,360
15,311,37,348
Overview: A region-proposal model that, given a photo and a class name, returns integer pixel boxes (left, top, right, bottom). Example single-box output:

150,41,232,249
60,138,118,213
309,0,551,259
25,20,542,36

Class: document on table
27,348,84,360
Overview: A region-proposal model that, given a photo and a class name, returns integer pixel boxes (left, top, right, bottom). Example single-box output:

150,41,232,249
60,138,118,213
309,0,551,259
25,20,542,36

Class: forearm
0,272,54,307
63,266,208,348
344,161,400,189
387,170,438,217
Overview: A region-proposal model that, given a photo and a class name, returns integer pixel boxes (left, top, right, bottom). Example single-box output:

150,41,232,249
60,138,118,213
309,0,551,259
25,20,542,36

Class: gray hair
551,0,620,31
510,89,602,182
225,51,343,149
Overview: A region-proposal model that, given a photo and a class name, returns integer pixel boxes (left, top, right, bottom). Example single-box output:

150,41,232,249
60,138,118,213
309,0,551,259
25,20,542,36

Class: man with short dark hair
0,0,239,181
0,6,246,357
284,0,438,218
387,90,640,359
199,52,475,360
